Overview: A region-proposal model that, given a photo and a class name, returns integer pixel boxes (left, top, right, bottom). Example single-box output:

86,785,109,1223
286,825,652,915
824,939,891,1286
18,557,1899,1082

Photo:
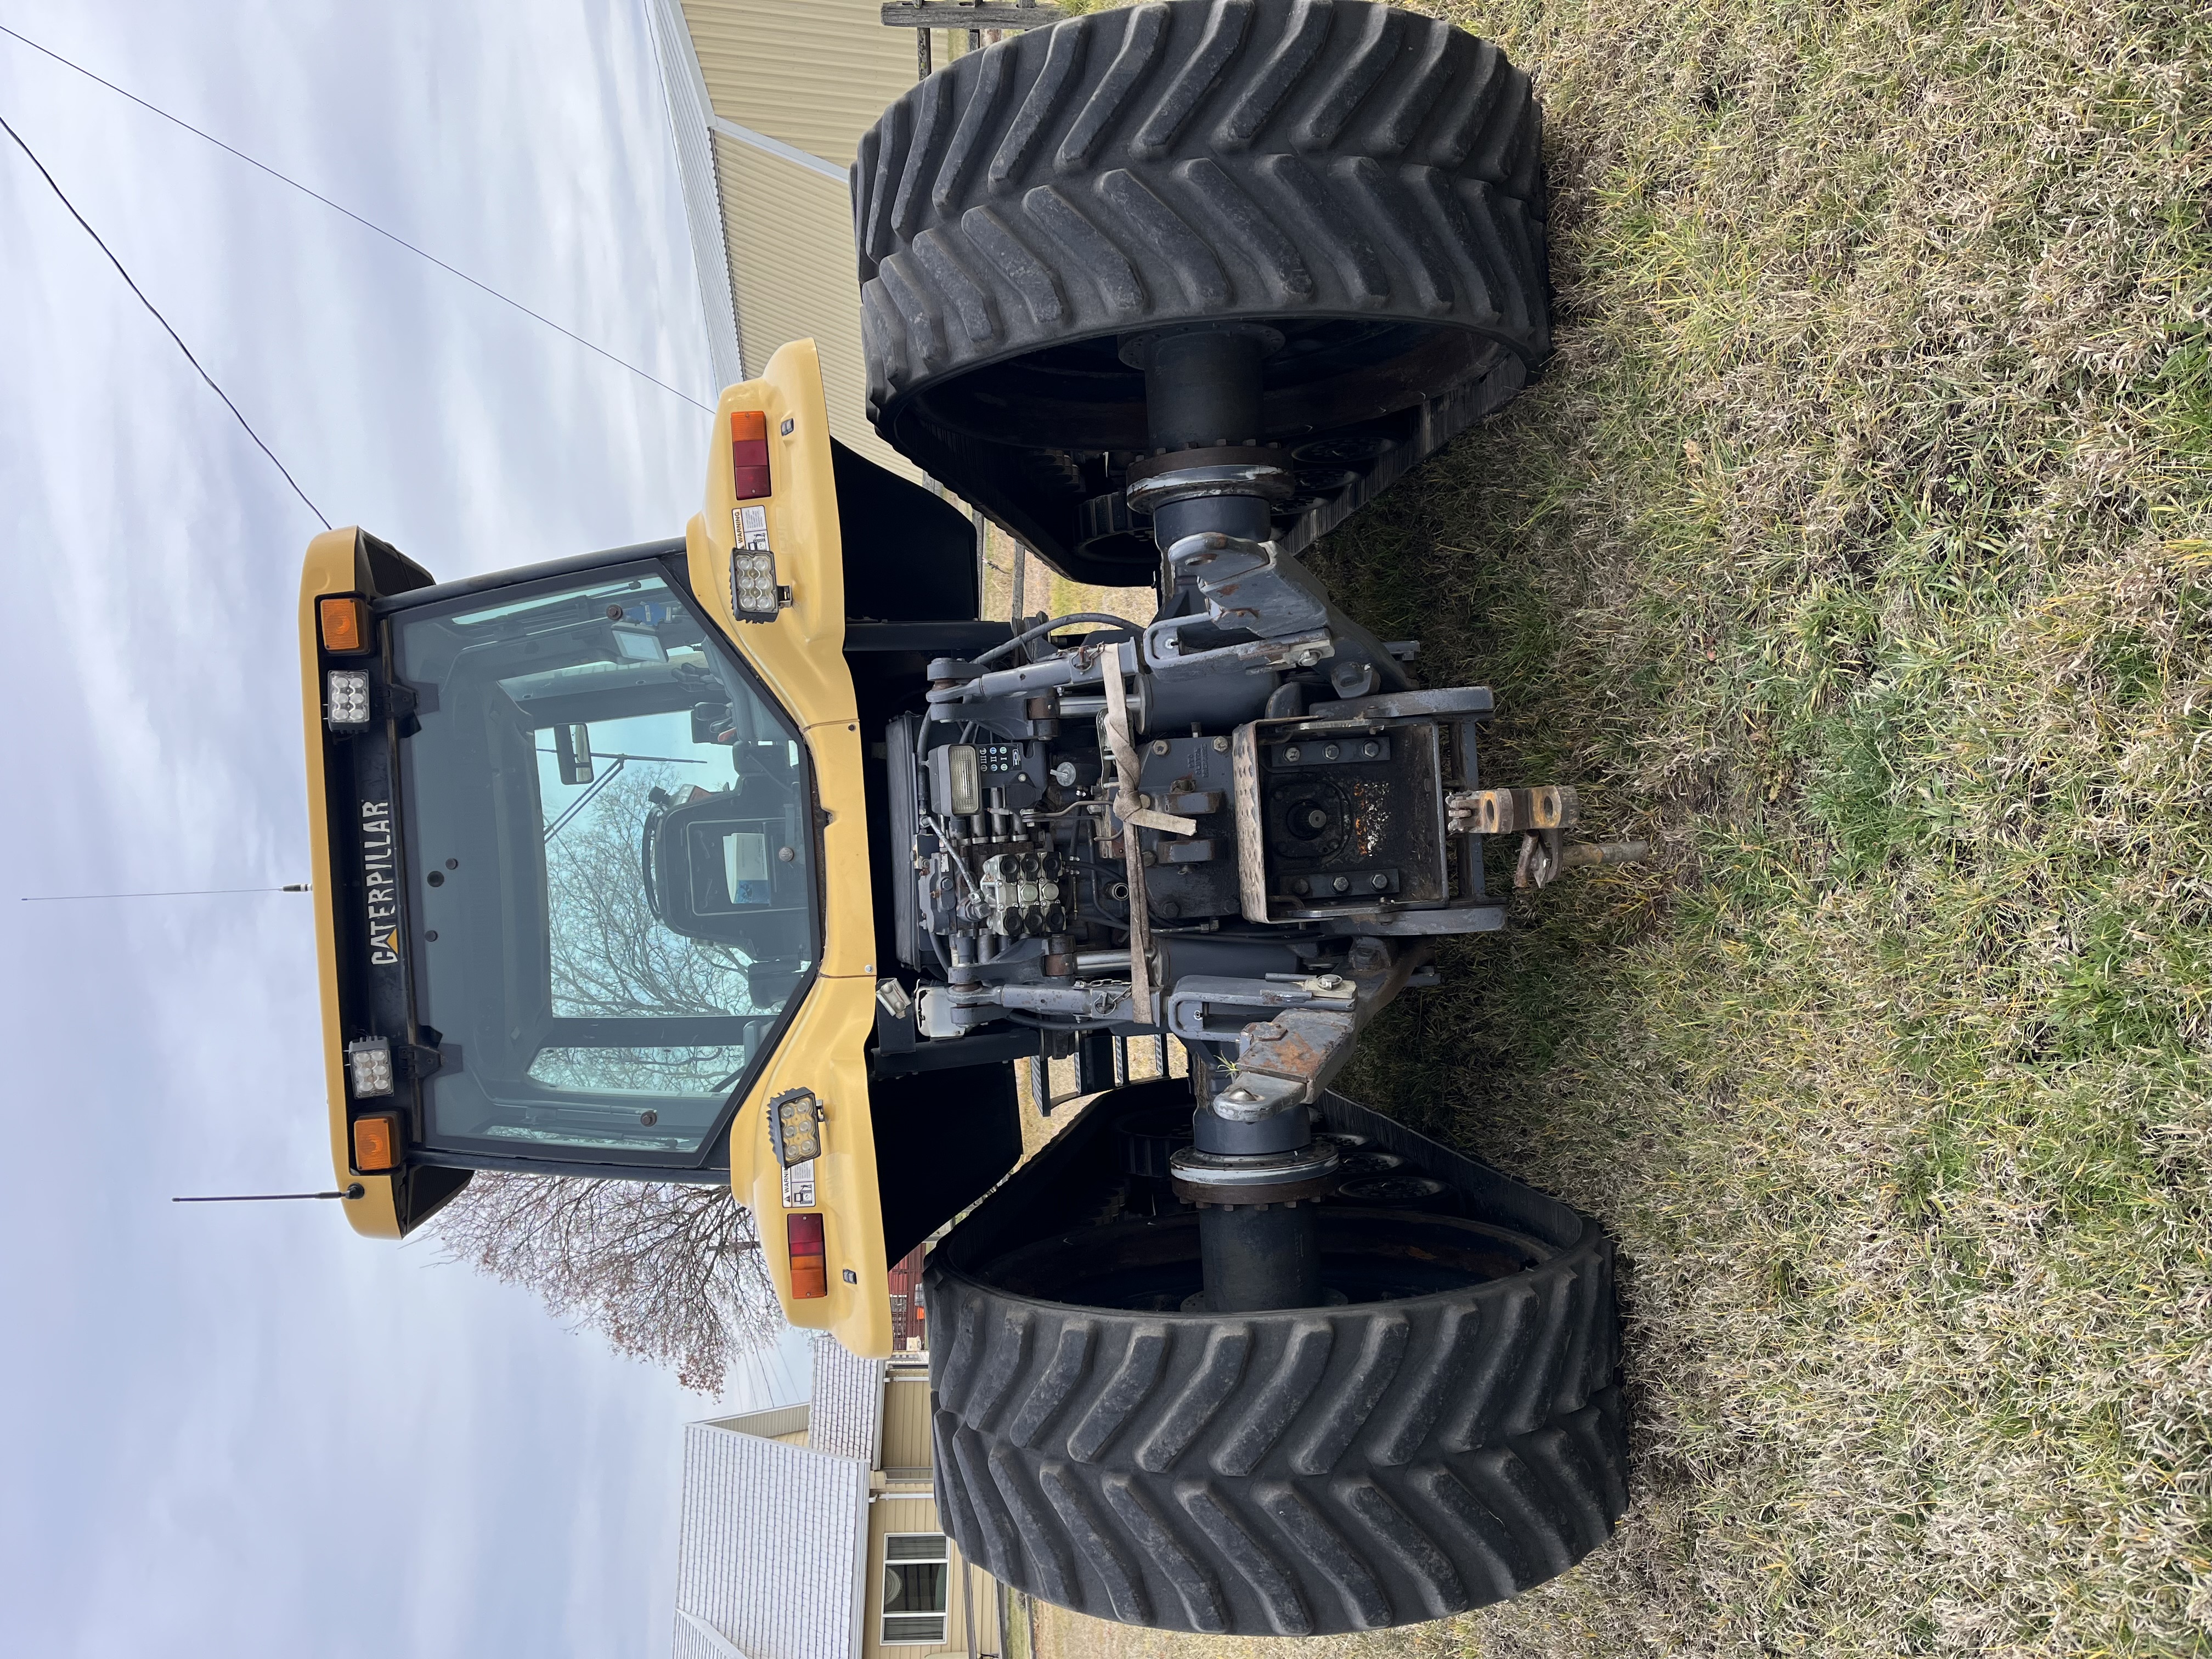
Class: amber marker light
352,1112,400,1173
787,1212,828,1299
319,595,370,653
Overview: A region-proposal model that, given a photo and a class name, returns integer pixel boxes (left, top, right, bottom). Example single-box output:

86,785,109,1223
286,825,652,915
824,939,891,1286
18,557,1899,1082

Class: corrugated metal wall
678,0,919,476
647,0,746,390
680,0,916,168
710,137,904,472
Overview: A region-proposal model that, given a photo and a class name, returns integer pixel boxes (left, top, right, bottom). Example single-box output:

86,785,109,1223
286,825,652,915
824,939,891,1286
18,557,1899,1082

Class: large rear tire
924,1084,1627,1635
853,0,1551,583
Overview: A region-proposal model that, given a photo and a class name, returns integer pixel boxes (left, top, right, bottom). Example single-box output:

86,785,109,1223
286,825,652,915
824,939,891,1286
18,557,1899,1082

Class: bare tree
432,1172,782,1391
534,764,783,1097
431,755,790,1389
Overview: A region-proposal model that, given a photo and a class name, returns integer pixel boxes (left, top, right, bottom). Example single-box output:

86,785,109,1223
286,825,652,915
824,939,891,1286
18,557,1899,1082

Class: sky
0,3,809,1654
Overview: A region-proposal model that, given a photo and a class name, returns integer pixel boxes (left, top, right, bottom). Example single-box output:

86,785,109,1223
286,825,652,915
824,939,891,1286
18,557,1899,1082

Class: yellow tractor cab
302,342,1019,1359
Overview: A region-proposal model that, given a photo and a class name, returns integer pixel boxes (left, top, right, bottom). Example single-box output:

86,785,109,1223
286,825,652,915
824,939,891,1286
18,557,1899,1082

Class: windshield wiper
544,756,625,842
539,746,713,844
534,747,707,767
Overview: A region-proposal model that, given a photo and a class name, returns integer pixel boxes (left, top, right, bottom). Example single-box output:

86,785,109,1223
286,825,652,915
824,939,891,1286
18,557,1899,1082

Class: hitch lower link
1446,783,1654,888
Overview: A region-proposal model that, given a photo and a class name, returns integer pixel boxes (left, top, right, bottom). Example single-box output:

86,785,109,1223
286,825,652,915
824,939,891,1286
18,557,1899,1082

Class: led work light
768,1086,822,1168
729,547,788,622
347,1035,394,1097
325,668,372,733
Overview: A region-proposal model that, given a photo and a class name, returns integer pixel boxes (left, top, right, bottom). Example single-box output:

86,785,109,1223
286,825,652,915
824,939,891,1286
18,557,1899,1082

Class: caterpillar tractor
300,2,1636,1637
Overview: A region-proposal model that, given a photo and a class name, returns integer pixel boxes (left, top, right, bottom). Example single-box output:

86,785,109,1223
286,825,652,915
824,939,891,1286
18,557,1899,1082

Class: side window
881,1533,949,1645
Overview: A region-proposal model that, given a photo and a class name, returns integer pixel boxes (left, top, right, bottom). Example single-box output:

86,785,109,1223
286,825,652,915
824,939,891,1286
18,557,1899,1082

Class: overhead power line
1,109,332,528
0,21,712,413
21,884,311,901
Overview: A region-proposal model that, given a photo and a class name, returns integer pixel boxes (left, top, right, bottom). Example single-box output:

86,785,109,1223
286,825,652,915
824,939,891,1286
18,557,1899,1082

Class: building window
881,1532,949,1645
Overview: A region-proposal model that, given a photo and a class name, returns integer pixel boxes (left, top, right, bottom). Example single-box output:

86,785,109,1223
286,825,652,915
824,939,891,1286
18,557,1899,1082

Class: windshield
392,560,817,1164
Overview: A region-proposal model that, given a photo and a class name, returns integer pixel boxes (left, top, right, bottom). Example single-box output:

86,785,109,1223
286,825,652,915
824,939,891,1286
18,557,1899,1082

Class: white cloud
0,3,799,1654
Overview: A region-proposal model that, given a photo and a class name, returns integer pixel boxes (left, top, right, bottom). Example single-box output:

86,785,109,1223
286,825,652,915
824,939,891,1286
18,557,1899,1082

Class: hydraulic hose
969,612,1136,669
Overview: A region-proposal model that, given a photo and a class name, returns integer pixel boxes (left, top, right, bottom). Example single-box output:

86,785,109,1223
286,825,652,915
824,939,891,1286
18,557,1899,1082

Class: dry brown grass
1014,0,2212,1652
1034,1598,1444,1659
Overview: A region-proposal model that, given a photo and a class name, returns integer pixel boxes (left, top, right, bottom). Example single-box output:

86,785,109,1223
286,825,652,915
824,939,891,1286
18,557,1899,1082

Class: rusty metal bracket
1447,785,1647,888
1446,784,1578,836
1227,1006,1358,1112
1170,951,1426,1121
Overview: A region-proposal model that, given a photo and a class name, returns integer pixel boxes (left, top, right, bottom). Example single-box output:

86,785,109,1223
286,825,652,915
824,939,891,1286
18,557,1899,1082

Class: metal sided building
672,1335,995,1659
646,0,922,478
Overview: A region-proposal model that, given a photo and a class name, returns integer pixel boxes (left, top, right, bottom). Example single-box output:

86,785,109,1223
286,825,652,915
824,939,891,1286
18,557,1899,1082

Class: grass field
1029,0,2212,1652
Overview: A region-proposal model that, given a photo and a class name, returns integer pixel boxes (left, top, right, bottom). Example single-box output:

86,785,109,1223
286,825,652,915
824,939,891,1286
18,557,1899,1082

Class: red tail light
731,410,771,500
787,1212,827,1299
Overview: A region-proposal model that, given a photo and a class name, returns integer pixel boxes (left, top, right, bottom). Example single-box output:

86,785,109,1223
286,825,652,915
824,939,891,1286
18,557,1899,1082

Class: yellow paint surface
703,339,891,1358
298,527,402,1238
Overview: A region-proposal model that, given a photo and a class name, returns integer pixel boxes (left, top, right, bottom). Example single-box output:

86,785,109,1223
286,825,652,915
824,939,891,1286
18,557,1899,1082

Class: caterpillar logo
360,799,401,966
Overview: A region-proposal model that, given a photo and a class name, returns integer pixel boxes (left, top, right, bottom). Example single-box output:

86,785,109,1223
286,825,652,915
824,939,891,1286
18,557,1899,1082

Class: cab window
392,562,817,1163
